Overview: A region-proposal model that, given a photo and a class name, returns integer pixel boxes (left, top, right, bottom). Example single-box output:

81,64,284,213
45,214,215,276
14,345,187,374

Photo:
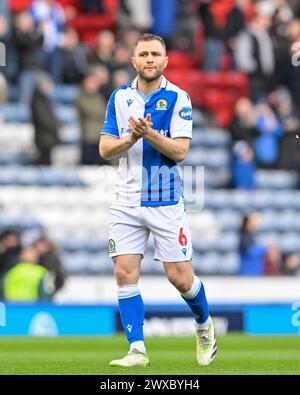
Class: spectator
91,30,115,72
271,0,294,68
76,71,108,165
229,97,258,143
0,228,22,278
30,0,66,83
0,7,17,83
269,87,300,169
171,0,196,52
117,0,153,35
289,0,300,16
282,252,300,275
254,98,283,168
13,11,43,104
2,245,51,301
0,72,7,103
264,242,282,275
30,72,59,165
60,27,90,84
232,140,256,190
234,0,276,100
238,213,268,276
112,69,131,90
199,0,245,71
92,64,112,100
275,19,300,113
121,30,141,52
33,237,67,296
150,0,178,48
112,43,135,79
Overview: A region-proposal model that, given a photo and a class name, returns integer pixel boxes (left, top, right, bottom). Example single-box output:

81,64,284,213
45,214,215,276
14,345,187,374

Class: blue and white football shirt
100,76,193,207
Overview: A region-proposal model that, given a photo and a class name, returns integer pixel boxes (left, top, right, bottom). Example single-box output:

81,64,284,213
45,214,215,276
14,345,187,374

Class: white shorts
107,199,193,262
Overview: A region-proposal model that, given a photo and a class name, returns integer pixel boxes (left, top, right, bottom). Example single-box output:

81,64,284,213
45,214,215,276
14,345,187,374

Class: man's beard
138,67,163,82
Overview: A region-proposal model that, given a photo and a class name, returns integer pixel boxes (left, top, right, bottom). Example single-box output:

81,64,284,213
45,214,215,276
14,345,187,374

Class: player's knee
114,267,134,285
167,272,190,293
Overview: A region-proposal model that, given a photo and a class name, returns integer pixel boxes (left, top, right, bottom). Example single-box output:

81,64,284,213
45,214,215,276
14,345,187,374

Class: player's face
131,40,168,83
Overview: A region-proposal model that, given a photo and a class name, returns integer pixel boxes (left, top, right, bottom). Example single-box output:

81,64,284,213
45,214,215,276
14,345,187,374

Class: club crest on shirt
155,98,168,110
108,239,116,253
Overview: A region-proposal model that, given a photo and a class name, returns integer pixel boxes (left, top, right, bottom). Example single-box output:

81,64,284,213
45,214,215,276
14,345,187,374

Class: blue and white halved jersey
100,76,193,207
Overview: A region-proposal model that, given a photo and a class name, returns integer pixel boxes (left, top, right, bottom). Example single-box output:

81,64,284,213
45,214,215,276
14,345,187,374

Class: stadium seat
53,85,79,105
0,104,30,123
256,170,298,190
219,253,240,274
277,233,300,253
193,252,220,274
192,128,231,148
215,210,241,231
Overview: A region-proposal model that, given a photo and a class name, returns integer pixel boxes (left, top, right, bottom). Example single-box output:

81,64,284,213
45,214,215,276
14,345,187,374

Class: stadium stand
0,0,300,281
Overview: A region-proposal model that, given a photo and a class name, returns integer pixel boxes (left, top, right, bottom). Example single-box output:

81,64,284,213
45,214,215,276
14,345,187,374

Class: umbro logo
127,99,133,107
126,324,132,333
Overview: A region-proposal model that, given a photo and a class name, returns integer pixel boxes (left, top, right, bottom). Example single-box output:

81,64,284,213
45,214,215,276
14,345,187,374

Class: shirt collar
131,76,168,90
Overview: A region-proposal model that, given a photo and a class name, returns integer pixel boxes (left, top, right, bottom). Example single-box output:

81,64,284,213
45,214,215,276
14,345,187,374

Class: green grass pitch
0,334,299,375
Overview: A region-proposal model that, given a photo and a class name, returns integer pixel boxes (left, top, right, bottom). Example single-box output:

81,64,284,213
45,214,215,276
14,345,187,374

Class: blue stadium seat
192,128,230,147
277,233,300,253
62,252,90,273
193,252,220,274
219,253,240,274
85,253,112,274
0,104,30,123
60,237,107,253
52,85,79,105
256,170,298,190
215,210,241,231
0,212,43,232
54,105,78,125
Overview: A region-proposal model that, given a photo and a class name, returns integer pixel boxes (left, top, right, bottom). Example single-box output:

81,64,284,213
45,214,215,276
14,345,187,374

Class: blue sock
181,277,209,324
118,284,144,343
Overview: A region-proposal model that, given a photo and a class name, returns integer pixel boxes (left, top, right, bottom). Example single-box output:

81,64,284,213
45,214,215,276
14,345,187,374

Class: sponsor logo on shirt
127,99,133,107
155,98,168,110
179,107,192,120
156,129,169,136
120,128,131,137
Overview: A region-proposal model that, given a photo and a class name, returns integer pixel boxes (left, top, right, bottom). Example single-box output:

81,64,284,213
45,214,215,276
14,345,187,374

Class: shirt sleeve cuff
170,131,192,139
100,129,119,138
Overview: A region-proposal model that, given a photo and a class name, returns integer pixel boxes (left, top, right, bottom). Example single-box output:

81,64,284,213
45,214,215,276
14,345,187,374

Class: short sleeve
100,90,119,138
170,90,193,139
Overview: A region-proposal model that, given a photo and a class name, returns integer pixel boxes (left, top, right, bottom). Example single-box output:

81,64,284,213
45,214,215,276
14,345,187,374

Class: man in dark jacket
30,72,59,165
33,237,67,296
13,11,43,103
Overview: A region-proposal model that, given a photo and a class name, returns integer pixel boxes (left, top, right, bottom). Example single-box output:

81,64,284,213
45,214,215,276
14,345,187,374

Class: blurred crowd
239,212,300,275
0,0,300,284
0,228,66,301
0,0,298,174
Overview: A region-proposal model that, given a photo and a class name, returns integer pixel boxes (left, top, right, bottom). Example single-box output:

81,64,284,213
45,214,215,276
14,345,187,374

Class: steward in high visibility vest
3,262,48,301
